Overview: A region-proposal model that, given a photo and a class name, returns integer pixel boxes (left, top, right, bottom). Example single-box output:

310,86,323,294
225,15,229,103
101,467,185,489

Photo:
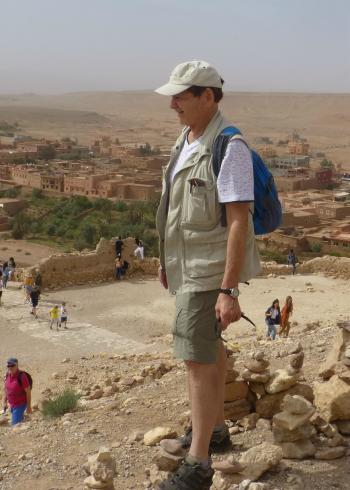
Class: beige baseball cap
155,60,223,96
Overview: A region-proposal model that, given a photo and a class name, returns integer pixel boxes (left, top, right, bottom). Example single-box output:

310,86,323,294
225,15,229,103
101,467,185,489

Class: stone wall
18,237,160,290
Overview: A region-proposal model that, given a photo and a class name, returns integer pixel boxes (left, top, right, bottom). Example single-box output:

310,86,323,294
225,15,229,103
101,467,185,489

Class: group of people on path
49,303,68,330
265,296,294,340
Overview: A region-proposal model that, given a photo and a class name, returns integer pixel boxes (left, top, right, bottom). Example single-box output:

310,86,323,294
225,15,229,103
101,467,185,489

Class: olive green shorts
172,290,220,364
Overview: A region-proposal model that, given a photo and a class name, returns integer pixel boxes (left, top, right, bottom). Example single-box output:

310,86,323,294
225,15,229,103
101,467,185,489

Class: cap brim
155,83,191,96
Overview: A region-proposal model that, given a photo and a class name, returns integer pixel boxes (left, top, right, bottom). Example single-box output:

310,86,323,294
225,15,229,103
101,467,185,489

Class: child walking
60,302,68,329
49,305,60,331
280,296,293,337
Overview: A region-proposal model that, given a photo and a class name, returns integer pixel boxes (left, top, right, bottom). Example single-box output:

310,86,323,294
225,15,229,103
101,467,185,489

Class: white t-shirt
170,137,254,203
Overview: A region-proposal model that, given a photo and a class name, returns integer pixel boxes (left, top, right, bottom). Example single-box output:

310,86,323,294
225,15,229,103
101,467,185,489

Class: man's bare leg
186,342,227,460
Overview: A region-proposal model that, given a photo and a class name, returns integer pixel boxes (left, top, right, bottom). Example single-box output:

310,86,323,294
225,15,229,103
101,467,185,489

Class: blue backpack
212,126,282,235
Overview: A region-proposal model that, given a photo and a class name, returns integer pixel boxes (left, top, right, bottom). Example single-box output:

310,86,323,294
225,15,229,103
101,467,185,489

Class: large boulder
256,384,314,419
238,443,283,480
314,375,350,422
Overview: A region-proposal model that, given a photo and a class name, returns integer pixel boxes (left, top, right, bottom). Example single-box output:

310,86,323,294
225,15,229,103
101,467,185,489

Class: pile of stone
83,447,116,490
241,350,270,398
272,395,316,459
224,356,253,420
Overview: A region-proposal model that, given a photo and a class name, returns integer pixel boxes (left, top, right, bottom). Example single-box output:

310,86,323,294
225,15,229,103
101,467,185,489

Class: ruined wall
18,237,159,289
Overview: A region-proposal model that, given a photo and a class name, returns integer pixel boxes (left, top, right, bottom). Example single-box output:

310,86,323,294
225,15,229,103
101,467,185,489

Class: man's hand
26,406,32,414
158,267,168,290
215,293,242,330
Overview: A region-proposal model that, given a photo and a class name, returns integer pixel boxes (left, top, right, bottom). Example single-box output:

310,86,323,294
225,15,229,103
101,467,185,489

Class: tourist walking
0,276,3,306
287,248,297,275
8,257,16,281
60,302,68,329
30,286,40,318
265,299,281,340
279,295,293,337
2,358,32,425
49,305,60,330
155,60,261,490
2,262,9,289
134,238,144,260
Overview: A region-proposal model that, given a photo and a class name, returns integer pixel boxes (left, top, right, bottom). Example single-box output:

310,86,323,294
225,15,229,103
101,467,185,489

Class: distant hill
0,91,349,165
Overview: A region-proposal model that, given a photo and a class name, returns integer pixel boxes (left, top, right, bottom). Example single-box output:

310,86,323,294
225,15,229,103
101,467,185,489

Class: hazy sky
1,0,349,94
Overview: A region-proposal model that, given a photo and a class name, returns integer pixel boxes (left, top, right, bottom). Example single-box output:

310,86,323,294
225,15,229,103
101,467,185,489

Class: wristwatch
218,287,240,298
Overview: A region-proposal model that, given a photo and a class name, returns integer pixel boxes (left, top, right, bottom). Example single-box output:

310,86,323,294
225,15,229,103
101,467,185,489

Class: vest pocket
181,178,217,231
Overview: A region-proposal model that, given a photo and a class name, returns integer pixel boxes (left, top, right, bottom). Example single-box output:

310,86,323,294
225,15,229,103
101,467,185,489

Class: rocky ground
0,272,350,490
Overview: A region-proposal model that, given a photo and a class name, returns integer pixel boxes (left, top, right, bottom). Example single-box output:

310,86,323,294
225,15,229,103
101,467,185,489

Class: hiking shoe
179,425,231,453
158,459,214,490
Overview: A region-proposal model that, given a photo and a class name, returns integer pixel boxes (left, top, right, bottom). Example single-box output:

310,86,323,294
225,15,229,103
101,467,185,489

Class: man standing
155,61,260,490
3,358,32,425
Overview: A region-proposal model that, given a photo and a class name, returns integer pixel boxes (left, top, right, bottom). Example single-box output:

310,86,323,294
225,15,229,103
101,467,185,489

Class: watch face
230,288,239,298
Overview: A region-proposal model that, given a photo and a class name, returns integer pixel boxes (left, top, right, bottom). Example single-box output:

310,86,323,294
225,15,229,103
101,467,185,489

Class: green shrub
260,249,286,264
42,390,80,418
310,242,322,253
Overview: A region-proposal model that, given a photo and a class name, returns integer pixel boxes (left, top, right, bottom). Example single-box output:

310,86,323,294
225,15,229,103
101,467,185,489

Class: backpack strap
212,126,245,226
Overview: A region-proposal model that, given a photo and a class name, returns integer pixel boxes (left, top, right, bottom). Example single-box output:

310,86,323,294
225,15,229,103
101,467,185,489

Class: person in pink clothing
3,358,32,425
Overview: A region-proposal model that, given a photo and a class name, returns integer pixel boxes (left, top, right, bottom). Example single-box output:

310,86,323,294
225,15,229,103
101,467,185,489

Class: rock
226,369,241,383
314,375,350,422
229,426,241,435
238,442,283,480
241,369,270,384
212,472,242,489
148,464,170,488
243,359,269,374
84,447,116,490
159,439,185,456
282,395,314,415
256,383,314,419
84,475,114,489
273,423,315,443
273,406,315,431
265,369,300,395
335,420,350,435
248,382,266,397
314,446,346,460
252,350,267,362
327,432,347,447
279,342,302,357
278,439,316,459
144,427,177,446
212,456,243,474
89,389,103,400
318,328,350,380
153,448,183,471
289,352,304,371
238,413,260,431
256,418,271,431
225,381,249,402
224,399,252,420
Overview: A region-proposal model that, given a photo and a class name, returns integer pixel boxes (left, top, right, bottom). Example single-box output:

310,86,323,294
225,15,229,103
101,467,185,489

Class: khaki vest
156,111,261,294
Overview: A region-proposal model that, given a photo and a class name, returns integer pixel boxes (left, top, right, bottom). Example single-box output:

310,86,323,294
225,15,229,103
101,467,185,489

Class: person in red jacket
3,358,32,425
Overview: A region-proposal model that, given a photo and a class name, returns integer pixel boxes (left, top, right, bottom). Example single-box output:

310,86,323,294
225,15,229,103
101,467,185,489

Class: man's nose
170,97,177,109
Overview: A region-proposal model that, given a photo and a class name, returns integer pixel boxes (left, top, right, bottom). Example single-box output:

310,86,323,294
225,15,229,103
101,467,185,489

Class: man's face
170,89,211,127
7,363,18,374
